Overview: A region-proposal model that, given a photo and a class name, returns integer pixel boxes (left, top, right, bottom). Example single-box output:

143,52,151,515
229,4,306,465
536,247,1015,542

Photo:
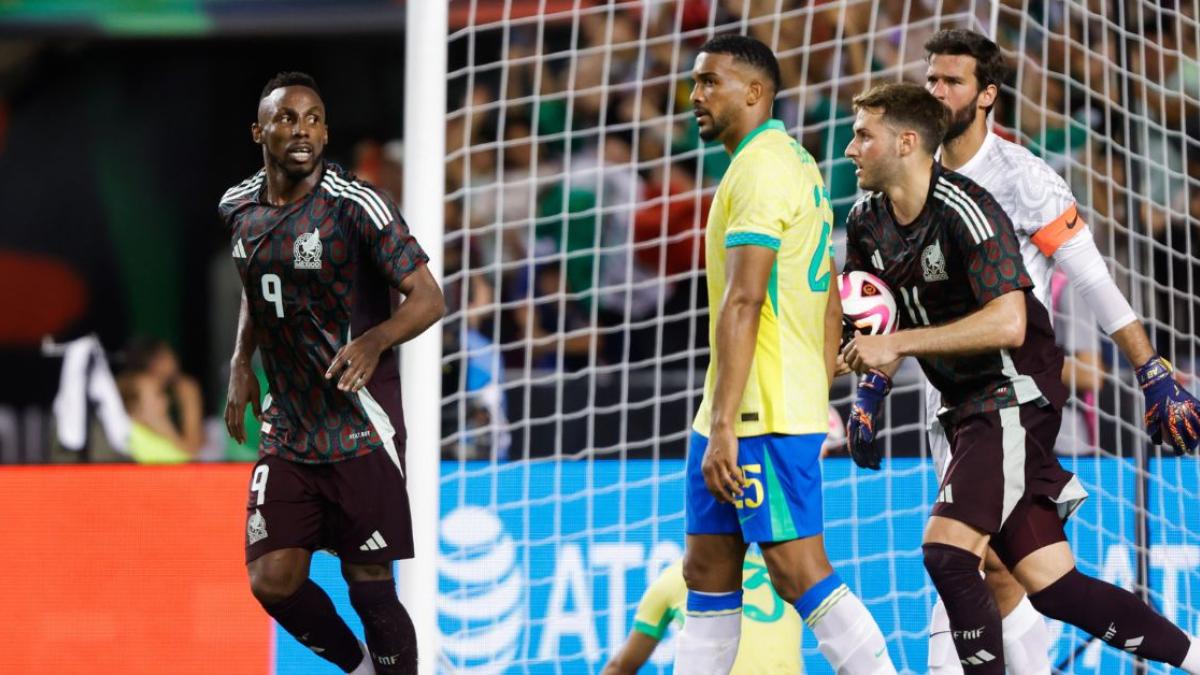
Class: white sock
928,596,964,674
805,586,897,674
1181,636,1200,675
674,611,741,675
348,640,376,675
1001,595,1051,674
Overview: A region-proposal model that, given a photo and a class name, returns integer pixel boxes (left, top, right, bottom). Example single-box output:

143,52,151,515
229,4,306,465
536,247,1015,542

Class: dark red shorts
244,447,414,564
932,402,1089,569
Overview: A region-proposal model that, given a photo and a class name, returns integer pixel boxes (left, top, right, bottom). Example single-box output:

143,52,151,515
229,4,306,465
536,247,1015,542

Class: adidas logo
233,238,247,258
1125,635,1144,652
937,484,954,504
959,648,996,666
359,530,388,552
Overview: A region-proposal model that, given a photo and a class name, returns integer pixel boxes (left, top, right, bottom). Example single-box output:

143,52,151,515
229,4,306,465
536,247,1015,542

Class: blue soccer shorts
684,430,825,543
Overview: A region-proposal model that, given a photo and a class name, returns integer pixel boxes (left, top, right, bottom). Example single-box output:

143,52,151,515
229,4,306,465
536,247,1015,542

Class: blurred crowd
404,0,1199,459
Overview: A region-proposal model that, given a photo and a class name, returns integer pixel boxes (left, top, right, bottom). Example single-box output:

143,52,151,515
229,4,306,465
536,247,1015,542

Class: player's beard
855,161,881,193
857,168,883,193
268,146,325,181
942,93,979,143
698,107,734,142
856,154,900,193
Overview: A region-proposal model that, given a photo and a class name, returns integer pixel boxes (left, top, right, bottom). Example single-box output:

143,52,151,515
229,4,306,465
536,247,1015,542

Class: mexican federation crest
922,242,949,282
293,228,323,269
247,508,269,545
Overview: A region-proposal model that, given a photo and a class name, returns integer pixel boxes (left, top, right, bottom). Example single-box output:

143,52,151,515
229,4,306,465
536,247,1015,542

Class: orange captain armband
1031,203,1086,256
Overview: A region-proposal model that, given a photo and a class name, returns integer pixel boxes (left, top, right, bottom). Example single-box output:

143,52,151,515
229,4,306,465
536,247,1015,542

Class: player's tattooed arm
325,263,445,392
225,290,262,444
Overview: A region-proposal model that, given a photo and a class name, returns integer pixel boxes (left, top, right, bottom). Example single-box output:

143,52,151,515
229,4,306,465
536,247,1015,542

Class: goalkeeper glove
1136,356,1200,455
848,369,891,470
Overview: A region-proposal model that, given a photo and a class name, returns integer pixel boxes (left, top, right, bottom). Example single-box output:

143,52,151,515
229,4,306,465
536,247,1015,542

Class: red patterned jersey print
219,163,428,463
844,163,1067,423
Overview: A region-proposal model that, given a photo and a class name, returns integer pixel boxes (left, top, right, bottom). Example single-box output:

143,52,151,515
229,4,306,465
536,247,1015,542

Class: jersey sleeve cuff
725,232,781,250
633,614,673,640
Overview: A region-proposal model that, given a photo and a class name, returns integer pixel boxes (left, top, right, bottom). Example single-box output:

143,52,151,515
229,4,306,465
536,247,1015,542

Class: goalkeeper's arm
1054,229,1199,453
602,630,659,675
1052,229,1151,363
603,564,679,674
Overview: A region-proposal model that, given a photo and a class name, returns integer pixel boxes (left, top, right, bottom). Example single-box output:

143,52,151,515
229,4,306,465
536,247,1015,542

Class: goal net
433,1,1200,672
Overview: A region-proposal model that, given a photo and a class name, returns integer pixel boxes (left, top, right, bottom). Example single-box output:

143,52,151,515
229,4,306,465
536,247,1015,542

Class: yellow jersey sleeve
632,562,686,640
722,154,794,251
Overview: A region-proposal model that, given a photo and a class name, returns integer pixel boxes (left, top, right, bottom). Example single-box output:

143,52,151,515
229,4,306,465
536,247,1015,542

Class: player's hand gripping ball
848,369,892,470
1137,356,1200,455
838,270,898,348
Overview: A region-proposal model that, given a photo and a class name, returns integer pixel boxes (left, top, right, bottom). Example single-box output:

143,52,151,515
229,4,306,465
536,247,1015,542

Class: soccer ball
839,270,898,341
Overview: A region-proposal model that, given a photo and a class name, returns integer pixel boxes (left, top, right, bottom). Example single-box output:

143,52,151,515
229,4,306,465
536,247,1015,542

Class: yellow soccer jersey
632,554,803,674
693,119,835,437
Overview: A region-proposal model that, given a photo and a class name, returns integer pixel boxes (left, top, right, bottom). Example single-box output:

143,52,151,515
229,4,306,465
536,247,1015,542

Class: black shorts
244,447,414,564
932,402,1089,568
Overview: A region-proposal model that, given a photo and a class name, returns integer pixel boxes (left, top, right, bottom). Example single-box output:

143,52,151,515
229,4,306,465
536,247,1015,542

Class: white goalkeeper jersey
926,131,1088,463
946,131,1086,308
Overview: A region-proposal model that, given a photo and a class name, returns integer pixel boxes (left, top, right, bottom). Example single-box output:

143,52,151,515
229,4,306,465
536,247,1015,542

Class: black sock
1030,568,1190,666
924,543,1004,673
262,579,363,673
349,579,418,674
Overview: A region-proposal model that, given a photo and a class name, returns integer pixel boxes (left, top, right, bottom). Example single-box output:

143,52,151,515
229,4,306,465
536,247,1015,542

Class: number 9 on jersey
261,273,284,318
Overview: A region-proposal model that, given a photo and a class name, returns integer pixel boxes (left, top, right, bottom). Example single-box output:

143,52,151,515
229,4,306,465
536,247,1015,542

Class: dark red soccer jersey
845,163,1067,421
218,162,428,464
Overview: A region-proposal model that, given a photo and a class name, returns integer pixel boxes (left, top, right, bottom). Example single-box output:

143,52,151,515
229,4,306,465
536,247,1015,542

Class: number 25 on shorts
734,463,763,510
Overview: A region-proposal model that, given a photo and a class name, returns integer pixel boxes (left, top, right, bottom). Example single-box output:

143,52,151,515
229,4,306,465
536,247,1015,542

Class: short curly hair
698,34,782,95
